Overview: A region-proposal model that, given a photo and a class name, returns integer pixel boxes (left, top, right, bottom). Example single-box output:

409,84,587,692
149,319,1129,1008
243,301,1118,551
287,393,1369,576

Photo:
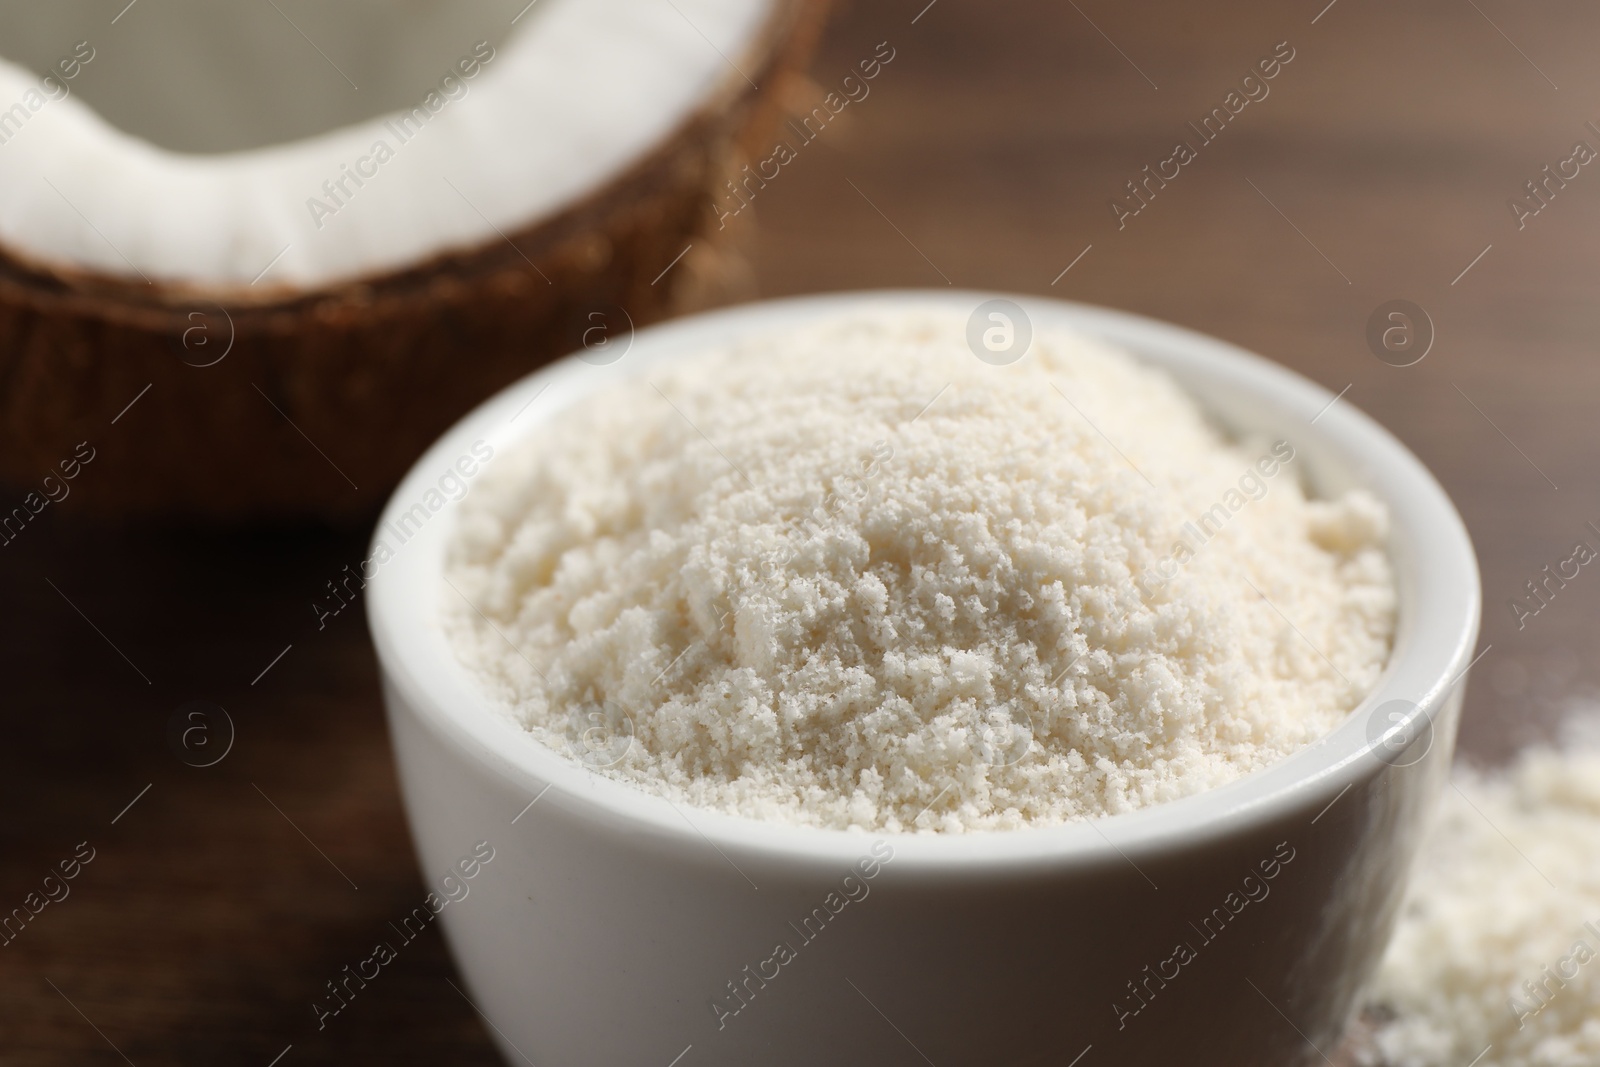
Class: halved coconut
0,0,820,519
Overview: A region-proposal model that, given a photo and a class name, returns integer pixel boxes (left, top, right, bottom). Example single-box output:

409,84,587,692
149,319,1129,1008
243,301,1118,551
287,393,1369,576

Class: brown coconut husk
0,0,827,523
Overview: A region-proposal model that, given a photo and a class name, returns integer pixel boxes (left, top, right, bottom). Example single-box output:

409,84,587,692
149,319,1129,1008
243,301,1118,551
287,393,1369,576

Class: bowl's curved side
384,670,1465,1066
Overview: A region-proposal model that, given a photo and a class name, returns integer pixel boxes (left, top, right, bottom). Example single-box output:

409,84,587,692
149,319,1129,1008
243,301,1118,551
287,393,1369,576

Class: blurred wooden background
5,0,1598,1062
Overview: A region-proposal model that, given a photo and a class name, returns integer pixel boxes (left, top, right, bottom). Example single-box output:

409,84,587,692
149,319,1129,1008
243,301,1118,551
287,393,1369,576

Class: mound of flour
1364,727,1600,1067
444,310,1395,831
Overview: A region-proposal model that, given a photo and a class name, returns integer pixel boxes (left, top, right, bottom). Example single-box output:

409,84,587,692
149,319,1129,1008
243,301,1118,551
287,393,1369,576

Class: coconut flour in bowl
442,310,1396,832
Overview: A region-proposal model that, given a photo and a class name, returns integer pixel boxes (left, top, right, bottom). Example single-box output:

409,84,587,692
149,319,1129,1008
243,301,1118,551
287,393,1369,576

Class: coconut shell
0,0,827,522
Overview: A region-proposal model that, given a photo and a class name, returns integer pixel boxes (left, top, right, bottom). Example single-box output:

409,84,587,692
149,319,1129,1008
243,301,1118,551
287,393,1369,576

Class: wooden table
5,0,1594,1061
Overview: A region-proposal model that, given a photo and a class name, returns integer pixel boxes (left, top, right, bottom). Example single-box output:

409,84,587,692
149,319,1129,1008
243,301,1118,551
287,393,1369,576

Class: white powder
1364,728,1600,1067
444,310,1395,831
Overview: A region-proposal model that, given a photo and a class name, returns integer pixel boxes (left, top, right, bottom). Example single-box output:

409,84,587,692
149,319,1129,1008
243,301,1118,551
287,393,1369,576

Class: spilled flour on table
1365,717,1600,1067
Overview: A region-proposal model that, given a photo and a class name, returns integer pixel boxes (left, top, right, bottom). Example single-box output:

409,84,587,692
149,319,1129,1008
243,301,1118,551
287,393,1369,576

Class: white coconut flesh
0,0,777,291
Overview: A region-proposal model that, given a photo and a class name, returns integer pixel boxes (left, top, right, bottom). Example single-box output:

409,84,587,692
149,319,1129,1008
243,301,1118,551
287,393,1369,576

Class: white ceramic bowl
368,291,1480,1067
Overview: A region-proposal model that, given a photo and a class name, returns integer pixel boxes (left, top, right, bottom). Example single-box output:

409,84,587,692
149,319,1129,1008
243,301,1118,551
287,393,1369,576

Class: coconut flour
444,310,1395,831
1364,724,1600,1067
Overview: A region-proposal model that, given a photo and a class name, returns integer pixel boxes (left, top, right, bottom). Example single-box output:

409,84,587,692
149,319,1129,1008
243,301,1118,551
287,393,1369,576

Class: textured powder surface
1365,730,1600,1067
444,310,1396,831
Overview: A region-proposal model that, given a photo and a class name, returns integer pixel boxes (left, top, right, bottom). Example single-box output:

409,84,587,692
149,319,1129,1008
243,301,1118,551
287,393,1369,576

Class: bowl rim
367,289,1481,871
